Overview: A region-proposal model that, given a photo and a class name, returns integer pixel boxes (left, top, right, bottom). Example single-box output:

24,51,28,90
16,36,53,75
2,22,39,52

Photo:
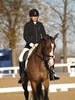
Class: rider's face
31,16,38,22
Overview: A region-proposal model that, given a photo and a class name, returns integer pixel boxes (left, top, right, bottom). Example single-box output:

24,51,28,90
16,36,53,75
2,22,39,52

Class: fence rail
0,63,75,78
0,83,75,93
0,66,19,78
0,63,75,93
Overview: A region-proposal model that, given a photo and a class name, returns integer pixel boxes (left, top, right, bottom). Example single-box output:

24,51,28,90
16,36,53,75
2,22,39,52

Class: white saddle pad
25,44,38,69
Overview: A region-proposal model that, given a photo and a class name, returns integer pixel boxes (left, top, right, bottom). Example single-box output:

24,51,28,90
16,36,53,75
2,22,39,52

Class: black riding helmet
29,9,39,17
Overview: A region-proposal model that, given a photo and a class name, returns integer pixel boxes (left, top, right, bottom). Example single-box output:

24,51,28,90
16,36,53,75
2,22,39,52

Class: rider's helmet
29,9,39,17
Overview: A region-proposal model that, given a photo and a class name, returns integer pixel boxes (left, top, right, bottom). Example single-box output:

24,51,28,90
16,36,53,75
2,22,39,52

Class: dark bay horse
22,34,58,100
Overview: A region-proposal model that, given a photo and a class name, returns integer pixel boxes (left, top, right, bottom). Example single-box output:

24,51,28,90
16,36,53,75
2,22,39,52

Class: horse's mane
40,34,54,43
29,34,54,58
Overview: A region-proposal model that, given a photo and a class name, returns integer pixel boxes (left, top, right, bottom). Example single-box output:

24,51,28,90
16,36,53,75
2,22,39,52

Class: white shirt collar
34,22,37,24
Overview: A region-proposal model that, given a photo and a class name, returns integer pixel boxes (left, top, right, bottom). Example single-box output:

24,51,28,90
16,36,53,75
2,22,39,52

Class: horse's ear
54,33,59,39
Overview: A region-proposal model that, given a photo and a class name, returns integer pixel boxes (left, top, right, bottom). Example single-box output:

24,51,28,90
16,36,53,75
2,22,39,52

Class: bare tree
0,0,29,66
0,0,29,49
48,0,74,63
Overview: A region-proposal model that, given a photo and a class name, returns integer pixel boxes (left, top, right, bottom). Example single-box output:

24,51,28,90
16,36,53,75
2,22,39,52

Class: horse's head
41,33,58,66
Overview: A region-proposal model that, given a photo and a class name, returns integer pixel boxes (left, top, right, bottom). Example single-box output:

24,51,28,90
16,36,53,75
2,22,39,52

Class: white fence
0,63,75,93
0,66,19,78
0,63,75,78
0,83,75,93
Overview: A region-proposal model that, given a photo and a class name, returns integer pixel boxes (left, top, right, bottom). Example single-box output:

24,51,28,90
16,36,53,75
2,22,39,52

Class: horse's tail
37,82,43,99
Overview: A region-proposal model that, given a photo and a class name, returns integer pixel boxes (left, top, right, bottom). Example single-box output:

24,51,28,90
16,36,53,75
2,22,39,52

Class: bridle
37,54,55,62
37,43,55,62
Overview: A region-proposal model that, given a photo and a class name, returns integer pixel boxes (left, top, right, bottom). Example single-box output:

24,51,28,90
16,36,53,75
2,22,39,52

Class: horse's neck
30,42,44,59
36,43,43,58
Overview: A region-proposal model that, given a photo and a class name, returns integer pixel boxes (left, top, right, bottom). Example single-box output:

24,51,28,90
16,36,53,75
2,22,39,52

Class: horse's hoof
18,79,24,84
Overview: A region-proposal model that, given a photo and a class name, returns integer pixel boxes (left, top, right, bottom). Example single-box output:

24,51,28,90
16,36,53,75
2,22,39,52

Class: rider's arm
40,23,46,38
23,23,30,44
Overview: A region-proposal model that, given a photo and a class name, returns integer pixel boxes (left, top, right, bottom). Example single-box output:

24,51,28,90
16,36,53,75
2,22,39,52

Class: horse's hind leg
22,77,29,100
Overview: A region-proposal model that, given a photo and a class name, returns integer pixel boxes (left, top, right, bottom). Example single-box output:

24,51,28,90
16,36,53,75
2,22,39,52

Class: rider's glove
29,43,34,47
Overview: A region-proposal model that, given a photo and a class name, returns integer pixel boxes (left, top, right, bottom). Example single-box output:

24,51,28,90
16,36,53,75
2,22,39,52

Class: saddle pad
19,48,29,62
25,44,38,69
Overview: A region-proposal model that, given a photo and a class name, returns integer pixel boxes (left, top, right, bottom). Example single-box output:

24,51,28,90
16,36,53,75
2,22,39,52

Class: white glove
29,43,34,47
29,43,38,48
35,43,38,47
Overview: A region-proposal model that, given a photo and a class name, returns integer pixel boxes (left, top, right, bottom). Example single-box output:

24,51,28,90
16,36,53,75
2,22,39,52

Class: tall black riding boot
18,61,25,84
49,65,60,81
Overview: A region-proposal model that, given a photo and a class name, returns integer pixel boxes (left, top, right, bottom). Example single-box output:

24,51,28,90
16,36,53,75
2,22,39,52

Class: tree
0,0,29,49
0,0,29,66
47,0,75,63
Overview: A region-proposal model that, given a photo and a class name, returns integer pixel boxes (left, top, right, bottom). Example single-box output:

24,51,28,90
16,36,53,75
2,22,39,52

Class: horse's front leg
44,87,49,100
31,81,40,100
43,79,49,100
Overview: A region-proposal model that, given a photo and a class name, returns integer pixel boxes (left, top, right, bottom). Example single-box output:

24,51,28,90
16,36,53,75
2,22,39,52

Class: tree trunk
62,33,67,63
62,0,68,63
8,28,17,66
12,49,17,66
61,0,68,72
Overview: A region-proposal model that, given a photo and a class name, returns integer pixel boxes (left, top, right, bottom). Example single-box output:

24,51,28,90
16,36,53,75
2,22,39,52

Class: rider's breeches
18,48,29,75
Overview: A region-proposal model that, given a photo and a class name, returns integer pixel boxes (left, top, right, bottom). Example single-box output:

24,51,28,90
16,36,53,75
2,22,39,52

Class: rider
18,9,59,84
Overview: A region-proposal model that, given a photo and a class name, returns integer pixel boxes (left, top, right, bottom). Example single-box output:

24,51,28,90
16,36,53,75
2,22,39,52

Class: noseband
37,54,55,62
43,55,55,61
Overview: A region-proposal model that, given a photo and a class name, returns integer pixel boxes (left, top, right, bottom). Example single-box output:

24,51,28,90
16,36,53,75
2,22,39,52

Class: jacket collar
30,20,38,25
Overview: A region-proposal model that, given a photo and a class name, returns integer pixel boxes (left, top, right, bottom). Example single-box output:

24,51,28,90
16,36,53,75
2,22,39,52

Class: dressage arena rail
0,63,75,93
0,63,75,78
0,83,75,93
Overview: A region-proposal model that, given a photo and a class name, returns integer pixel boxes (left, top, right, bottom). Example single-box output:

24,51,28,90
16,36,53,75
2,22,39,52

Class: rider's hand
29,43,34,47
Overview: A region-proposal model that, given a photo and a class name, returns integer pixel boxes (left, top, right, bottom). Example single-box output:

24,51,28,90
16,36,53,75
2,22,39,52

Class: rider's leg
45,59,59,81
18,61,25,83
49,65,60,80
18,48,29,84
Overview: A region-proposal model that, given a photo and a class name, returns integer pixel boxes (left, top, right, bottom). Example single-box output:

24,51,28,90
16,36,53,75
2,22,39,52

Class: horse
22,34,58,100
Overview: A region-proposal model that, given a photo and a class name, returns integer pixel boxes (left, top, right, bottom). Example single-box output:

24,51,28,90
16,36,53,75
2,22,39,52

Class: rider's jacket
23,20,46,48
